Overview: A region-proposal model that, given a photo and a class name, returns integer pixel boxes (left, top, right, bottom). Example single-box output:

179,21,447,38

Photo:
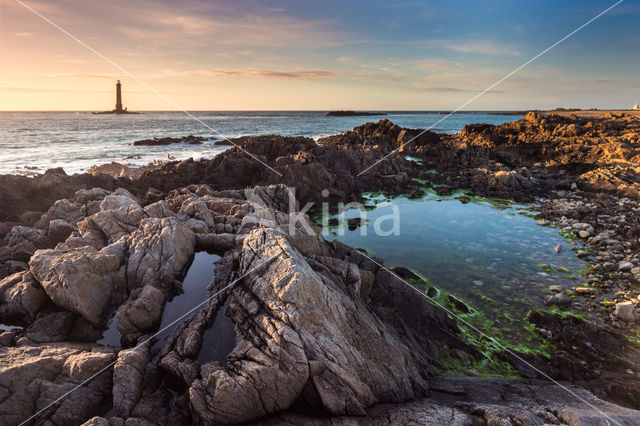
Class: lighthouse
93,80,137,114
115,80,123,113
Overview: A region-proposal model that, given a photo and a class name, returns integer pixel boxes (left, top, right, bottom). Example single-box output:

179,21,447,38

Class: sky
0,0,638,111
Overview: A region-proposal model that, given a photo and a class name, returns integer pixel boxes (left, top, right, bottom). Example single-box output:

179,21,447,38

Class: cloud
215,49,255,58
0,87,108,93
112,4,347,49
146,68,402,81
411,58,466,72
14,32,32,37
426,39,520,56
52,73,115,79
413,86,506,94
338,56,354,62
59,59,92,64
248,70,335,79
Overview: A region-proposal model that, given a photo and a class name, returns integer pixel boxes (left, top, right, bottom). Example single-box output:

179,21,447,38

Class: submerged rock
615,301,638,322
544,292,572,307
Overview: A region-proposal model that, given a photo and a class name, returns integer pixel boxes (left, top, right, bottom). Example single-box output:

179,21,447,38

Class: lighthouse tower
115,80,123,113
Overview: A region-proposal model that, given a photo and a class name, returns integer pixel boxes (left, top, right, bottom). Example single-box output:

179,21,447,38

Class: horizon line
0,108,628,113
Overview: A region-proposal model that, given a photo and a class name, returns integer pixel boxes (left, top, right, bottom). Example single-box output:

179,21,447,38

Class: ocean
0,111,522,176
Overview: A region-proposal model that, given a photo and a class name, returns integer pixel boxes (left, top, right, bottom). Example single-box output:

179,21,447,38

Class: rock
544,293,572,307
189,225,463,424
555,266,570,274
4,114,640,423
23,311,76,343
0,271,49,322
631,267,640,276
264,376,640,425
390,266,422,281
574,287,596,295
0,343,116,425
553,244,563,254
113,345,150,417
29,242,127,324
85,193,146,244
74,188,111,205
614,301,638,322
578,230,591,239
179,197,215,228
447,295,471,313
133,135,205,146
115,285,165,342
619,261,634,272
347,217,363,230
81,417,111,426
143,200,175,218
4,225,52,261
184,218,209,234
34,198,84,231
195,233,236,252
126,217,195,291
473,280,484,287
548,284,563,293
48,219,76,243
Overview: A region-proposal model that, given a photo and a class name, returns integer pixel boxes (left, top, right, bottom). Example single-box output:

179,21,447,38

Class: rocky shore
1,112,640,424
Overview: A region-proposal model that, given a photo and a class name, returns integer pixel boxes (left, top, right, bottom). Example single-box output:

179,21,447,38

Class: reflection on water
97,314,120,346
326,191,587,344
153,252,221,347
0,323,22,332
197,301,237,366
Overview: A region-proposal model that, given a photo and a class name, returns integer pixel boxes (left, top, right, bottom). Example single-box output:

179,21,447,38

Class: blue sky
1,0,638,110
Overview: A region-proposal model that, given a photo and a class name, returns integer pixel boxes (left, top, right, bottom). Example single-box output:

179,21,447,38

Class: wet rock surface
1,114,640,423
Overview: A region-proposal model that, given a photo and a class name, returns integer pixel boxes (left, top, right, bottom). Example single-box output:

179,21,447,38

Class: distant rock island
326,110,386,117
133,135,206,146
133,135,231,146
93,80,139,115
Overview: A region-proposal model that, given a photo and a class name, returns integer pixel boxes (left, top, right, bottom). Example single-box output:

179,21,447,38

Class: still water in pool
324,191,587,346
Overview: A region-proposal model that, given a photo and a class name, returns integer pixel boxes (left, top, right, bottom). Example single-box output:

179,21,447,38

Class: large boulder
126,217,195,291
189,226,437,424
29,241,127,324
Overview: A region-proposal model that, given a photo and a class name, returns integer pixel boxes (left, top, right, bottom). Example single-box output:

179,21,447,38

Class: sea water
0,111,521,175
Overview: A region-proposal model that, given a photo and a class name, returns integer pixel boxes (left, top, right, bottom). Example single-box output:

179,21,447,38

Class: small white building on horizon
634,103,640,110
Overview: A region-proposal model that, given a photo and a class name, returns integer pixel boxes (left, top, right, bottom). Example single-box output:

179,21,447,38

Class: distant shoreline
326,111,386,117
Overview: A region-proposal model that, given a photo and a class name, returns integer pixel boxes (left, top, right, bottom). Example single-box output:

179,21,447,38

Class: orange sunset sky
1,0,638,111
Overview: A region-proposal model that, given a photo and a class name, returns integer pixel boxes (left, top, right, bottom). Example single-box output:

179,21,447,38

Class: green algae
480,295,496,304
559,229,578,242
419,285,552,378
